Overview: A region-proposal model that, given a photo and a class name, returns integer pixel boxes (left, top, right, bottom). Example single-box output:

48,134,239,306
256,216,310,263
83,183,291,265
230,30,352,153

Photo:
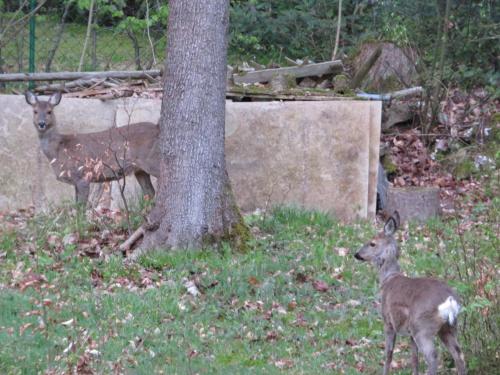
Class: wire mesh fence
0,1,166,92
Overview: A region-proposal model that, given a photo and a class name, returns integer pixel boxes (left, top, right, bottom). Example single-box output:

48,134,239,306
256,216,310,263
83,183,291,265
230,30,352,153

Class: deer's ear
49,92,62,106
384,216,398,236
25,91,38,106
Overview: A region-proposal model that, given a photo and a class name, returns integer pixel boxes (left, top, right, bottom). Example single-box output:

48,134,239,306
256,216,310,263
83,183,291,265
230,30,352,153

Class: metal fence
0,1,166,92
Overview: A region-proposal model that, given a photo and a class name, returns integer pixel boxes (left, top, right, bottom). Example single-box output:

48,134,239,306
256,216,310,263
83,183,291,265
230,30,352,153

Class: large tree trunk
132,0,248,256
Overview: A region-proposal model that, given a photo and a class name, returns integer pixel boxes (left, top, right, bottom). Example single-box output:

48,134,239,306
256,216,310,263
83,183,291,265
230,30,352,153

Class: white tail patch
438,296,461,325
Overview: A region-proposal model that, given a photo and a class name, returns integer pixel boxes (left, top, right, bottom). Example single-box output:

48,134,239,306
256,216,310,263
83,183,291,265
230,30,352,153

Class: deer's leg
383,327,396,375
438,327,466,375
134,170,155,199
410,336,419,375
414,333,438,375
75,181,90,206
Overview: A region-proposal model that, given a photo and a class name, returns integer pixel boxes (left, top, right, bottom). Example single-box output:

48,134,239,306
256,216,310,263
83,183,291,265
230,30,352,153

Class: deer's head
25,91,62,133
354,212,400,268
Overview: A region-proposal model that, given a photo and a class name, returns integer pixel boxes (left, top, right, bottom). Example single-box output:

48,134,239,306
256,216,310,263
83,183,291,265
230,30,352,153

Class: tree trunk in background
45,0,73,72
135,0,249,255
126,29,142,70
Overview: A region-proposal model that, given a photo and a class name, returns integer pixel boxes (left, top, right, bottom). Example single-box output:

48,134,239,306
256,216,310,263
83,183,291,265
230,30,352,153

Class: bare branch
145,0,157,66
332,0,342,60
0,0,48,47
78,0,96,72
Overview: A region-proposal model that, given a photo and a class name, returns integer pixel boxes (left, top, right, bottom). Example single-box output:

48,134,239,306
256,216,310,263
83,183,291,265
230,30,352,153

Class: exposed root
120,226,145,253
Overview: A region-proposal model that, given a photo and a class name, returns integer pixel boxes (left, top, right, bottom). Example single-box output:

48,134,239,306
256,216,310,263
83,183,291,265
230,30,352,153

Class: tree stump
385,186,441,223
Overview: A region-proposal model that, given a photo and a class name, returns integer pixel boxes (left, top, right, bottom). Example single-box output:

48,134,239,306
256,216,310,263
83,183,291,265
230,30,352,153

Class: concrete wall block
0,94,381,221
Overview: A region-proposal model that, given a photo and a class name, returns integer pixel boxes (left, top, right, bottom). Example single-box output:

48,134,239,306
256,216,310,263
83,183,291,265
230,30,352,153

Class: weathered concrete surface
0,94,381,220
226,101,379,219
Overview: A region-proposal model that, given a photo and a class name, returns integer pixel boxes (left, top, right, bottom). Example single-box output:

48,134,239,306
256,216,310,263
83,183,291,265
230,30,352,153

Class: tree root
120,226,145,254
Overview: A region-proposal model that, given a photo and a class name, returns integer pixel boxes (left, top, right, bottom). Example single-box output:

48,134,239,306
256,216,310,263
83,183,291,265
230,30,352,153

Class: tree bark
126,29,142,70
133,0,248,256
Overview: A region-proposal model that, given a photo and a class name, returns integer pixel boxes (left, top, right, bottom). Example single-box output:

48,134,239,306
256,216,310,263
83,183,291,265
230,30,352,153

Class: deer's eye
34,110,38,114
47,111,52,115
370,242,376,247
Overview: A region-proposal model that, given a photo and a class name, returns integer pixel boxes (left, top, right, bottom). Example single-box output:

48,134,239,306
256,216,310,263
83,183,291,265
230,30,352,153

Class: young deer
354,212,466,375
25,91,160,205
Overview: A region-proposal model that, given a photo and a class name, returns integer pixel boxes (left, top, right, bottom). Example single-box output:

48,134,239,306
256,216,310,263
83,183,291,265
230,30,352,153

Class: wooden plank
233,60,343,84
0,69,162,82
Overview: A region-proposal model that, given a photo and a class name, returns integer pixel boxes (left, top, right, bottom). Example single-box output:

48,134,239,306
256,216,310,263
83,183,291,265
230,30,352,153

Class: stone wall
0,94,381,220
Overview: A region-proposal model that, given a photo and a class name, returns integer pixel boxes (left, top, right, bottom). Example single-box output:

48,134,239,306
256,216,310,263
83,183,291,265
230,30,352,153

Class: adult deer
25,91,160,205
354,212,466,375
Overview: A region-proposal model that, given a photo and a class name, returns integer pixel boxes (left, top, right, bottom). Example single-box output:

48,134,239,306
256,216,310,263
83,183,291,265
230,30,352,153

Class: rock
474,155,495,170
298,77,317,88
382,101,414,130
333,74,350,94
317,79,333,89
63,233,79,246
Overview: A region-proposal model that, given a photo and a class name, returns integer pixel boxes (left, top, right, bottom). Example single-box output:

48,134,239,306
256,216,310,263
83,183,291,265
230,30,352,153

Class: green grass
0,196,498,374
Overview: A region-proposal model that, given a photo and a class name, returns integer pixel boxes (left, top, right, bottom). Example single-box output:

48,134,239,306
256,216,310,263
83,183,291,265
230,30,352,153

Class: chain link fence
0,1,166,92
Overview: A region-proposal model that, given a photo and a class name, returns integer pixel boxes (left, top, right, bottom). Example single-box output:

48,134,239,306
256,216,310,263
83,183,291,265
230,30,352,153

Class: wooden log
0,69,162,82
385,186,441,223
233,60,343,84
36,78,102,92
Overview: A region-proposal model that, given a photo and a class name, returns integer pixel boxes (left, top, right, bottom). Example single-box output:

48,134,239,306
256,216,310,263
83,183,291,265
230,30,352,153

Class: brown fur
25,91,160,205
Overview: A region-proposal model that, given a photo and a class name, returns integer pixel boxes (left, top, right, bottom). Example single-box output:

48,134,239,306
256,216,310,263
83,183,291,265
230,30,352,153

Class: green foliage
229,0,338,63
116,5,168,34
228,0,497,88
2,0,496,90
